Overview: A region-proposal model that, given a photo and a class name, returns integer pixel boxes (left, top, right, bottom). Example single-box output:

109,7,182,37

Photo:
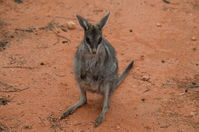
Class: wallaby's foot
60,108,74,120
60,100,87,120
95,114,105,127
60,94,87,120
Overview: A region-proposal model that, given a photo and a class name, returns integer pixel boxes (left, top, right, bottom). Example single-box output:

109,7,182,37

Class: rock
116,125,120,129
141,98,146,102
129,29,133,32
140,55,144,60
156,23,162,27
142,75,150,81
191,36,197,41
62,40,69,44
0,97,10,105
66,21,76,30
161,60,165,63
192,47,197,51
0,41,8,51
23,125,32,129
192,82,197,85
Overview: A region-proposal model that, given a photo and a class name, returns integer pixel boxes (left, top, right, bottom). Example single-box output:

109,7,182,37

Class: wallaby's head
76,11,110,54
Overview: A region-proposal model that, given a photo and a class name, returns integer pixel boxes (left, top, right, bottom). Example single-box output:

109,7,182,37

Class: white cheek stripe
104,43,111,56
96,41,111,56
96,43,103,54
85,43,92,53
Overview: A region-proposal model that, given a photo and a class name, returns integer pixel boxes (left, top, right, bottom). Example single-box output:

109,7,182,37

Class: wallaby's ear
76,15,89,30
97,11,110,29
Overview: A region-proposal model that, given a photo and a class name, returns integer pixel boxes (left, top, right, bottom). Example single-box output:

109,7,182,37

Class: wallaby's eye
98,37,102,44
86,37,91,44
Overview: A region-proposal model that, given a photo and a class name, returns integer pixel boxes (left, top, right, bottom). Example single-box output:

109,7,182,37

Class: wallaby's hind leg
95,84,111,126
60,88,87,120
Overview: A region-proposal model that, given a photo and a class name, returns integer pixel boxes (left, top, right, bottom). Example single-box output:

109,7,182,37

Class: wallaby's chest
79,54,105,93
83,53,104,74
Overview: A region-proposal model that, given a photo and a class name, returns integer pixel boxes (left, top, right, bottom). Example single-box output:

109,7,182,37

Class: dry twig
0,87,30,93
15,19,71,45
2,66,34,69
0,81,30,93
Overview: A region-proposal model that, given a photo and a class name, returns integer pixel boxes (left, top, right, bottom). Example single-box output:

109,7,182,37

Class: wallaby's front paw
94,114,104,127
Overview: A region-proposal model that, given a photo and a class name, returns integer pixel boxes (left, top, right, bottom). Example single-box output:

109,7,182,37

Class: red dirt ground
0,0,199,131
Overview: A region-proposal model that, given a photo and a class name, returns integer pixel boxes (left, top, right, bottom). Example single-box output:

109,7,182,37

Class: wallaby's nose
92,49,97,54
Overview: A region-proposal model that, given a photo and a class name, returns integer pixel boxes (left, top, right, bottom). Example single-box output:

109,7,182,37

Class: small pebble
23,125,32,129
142,75,150,81
161,60,165,63
140,55,144,60
191,36,197,41
192,47,197,51
156,23,162,27
62,40,68,44
66,21,76,30
192,82,197,85
141,98,146,102
116,125,120,129
10,35,14,38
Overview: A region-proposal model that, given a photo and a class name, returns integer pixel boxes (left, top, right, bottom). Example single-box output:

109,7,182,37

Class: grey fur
60,11,134,126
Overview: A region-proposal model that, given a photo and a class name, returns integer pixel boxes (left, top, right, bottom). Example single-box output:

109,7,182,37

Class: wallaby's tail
114,61,134,90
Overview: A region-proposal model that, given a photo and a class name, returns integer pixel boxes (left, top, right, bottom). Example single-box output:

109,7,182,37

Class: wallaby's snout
84,25,102,54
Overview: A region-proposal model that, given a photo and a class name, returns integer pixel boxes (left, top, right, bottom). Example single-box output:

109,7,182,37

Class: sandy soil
0,0,199,131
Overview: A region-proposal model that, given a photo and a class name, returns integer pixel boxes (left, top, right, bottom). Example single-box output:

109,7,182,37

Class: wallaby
60,11,134,126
